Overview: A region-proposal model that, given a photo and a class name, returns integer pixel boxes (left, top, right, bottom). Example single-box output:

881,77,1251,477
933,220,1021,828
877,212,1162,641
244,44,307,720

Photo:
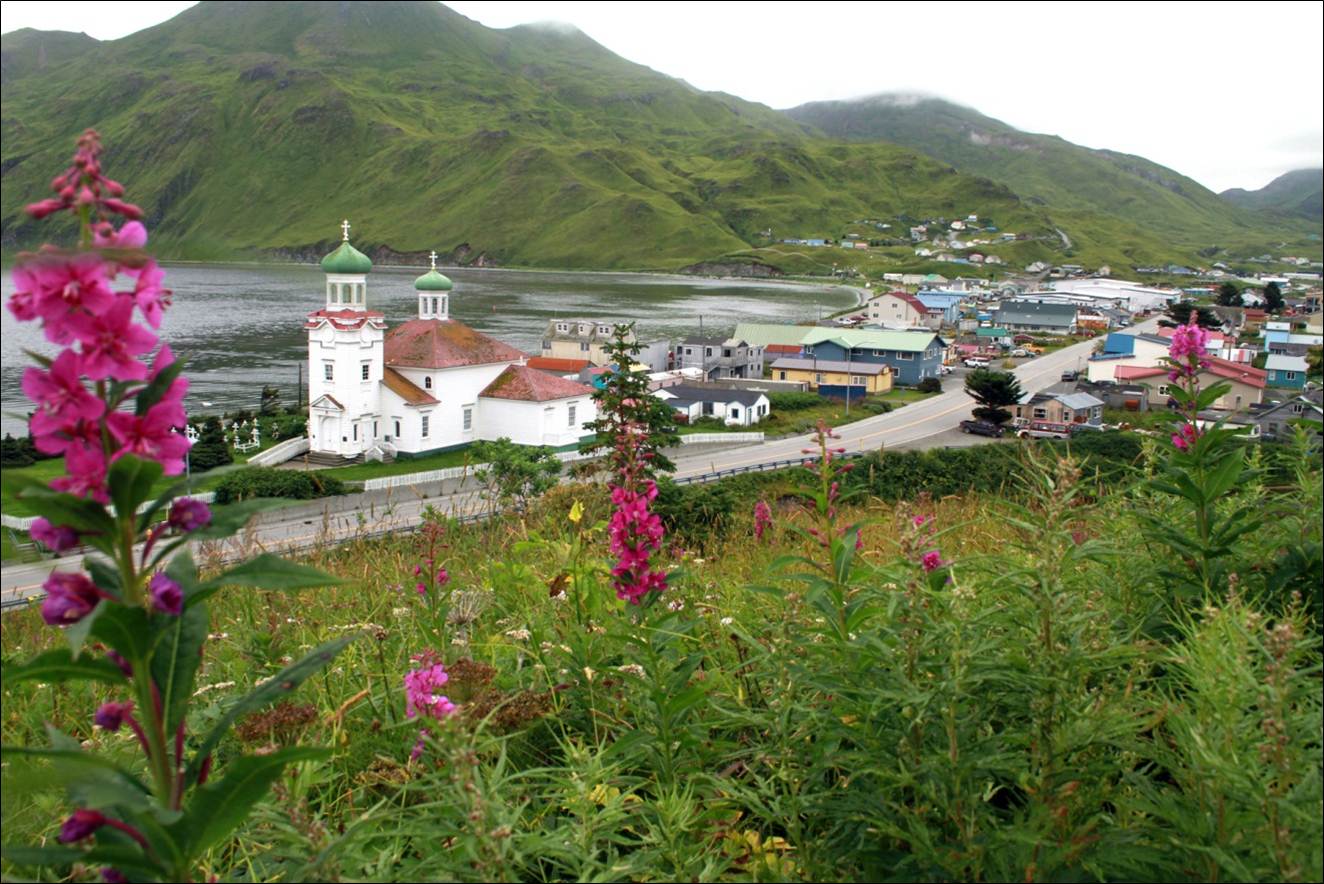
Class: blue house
1265,354,1308,389
915,290,964,325
800,327,945,386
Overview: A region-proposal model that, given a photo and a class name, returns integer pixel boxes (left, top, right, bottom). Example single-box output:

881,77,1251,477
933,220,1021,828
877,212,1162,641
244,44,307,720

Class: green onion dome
414,269,454,291
320,241,373,274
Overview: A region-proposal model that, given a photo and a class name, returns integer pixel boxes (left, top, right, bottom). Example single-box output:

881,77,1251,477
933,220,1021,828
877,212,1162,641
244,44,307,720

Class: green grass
313,446,481,482
678,388,937,437
1,435,1319,883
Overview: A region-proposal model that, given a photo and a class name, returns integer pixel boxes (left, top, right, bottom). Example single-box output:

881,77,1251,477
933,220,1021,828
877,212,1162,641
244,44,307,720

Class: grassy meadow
2,432,1321,882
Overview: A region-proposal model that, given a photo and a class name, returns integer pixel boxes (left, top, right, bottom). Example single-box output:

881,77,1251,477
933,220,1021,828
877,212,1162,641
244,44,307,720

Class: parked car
1011,348,1032,358
959,419,1005,437
964,356,990,368
1015,419,1074,440
939,364,953,375
1060,369,1079,382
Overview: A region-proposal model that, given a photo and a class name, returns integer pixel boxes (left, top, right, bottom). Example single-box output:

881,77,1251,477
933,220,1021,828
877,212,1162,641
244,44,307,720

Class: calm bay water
1,263,854,435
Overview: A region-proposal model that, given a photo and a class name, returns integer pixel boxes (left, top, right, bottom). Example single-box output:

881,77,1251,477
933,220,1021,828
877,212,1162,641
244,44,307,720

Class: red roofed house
306,225,595,461
865,291,930,329
1115,357,1267,411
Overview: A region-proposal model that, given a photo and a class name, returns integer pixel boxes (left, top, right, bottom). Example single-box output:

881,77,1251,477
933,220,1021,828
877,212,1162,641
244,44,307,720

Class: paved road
2,320,1154,606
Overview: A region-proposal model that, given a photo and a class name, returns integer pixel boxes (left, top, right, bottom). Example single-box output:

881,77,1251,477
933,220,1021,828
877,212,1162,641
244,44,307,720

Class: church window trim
424,376,433,390
462,405,474,432
323,362,334,381
421,414,430,438
568,403,577,426
361,362,370,381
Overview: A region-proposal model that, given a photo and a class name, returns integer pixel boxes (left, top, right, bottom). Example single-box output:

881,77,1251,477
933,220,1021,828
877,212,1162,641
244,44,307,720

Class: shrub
768,391,822,411
213,466,345,504
1,433,35,467
188,415,233,471
916,376,942,394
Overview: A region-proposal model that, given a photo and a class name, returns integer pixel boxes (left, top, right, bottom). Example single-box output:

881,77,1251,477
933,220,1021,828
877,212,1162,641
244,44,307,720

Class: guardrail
672,450,865,485
677,432,764,445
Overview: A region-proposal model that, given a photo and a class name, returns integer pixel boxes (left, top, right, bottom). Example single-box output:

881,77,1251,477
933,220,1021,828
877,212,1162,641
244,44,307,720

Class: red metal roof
1116,357,1266,389
385,319,526,370
479,365,594,402
382,367,439,406
526,356,591,372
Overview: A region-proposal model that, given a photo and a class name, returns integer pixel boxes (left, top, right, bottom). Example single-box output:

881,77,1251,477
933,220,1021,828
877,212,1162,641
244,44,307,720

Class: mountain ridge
2,3,1317,273
1220,169,1323,222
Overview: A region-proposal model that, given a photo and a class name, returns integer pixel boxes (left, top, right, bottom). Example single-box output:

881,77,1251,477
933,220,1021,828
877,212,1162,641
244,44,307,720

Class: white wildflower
617,664,647,678
719,617,733,627
193,680,236,697
667,598,685,612
505,627,531,642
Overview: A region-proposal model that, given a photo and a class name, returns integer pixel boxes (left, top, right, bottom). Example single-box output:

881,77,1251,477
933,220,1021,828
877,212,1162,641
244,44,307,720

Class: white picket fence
2,491,217,532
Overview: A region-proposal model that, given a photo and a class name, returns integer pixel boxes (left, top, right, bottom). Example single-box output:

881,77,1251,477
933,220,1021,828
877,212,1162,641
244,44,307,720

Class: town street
1,320,1156,606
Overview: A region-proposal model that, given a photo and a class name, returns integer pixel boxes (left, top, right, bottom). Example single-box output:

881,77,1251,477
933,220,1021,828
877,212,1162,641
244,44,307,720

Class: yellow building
770,357,893,394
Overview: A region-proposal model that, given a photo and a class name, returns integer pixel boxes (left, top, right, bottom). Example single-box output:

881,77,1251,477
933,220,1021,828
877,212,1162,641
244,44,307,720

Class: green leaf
64,597,107,660
10,478,116,535
89,603,155,664
151,601,209,736
192,554,346,605
2,648,127,687
186,635,357,780
173,747,328,858
0,843,164,880
2,745,152,812
86,557,124,597
108,455,164,524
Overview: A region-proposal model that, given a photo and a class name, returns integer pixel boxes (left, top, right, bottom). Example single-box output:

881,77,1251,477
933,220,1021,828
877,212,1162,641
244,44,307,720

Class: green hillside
2,3,1315,273
786,94,1321,267
1221,169,1323,222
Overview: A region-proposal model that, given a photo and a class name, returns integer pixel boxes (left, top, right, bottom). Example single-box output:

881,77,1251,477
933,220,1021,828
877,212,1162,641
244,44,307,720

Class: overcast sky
3,0,1321,192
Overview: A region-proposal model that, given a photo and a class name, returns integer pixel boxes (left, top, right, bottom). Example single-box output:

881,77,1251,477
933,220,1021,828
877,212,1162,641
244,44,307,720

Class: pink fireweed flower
74,295,157,381
94,700,133,732
167,497,211,534
108,403,191,475
41,572,104,625
29,517,79,553
436,568,449,586
11,254,116,346
22,350,106,439
921,550,945,572
912,515,929,529
416,582,427,596
1167,320,1209,363
1171,422,1200,452
91,220,147,250
753,500,773,540
404,661,457,721
148,572,183,616
58,809,107,843
49,439,109,502
127,260,171,329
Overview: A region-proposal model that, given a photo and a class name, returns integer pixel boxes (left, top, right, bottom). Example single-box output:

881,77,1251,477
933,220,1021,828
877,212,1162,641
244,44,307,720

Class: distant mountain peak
1220,169,1323,222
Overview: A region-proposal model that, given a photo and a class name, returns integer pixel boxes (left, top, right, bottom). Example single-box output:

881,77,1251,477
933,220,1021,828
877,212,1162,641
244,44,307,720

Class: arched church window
424,377,433,389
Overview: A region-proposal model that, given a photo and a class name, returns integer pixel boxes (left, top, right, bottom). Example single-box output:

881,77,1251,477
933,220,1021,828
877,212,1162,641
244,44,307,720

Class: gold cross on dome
429,250,438,271
341,219,351,242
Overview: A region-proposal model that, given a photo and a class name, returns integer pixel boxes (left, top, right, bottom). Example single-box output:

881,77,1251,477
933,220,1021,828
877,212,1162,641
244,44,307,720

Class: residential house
994,300,1079,334
1085,332,1171,382
865,291,929,328
800,327,946,385
655,385,770,427
976,327,1014,348
542,319,632,366
1013,389,1105,425
1265,354,1309,389
1115,358,1267,411
677,337,764,380
1251,391,1323,439
915,290,965,326
769,357,892,397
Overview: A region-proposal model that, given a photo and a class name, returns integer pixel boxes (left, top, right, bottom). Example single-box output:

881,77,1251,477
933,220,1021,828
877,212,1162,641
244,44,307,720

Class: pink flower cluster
9,131,186,509
608,477,667,604
753,500,773,541
404,656,457,722
1165,313,1209,452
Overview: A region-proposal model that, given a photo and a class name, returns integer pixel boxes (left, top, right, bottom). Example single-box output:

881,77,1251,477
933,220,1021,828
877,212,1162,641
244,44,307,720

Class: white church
306,221,597,461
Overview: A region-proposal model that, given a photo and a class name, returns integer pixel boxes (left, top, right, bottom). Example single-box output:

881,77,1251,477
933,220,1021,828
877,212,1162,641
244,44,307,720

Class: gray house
677,337,764,380
1252,391,1323,440
655,385,770,427
995,300,1079,334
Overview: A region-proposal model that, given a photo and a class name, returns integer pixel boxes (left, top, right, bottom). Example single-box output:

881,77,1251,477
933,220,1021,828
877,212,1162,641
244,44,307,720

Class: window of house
851,375,865,385
557,323,567,332
684,347,693,356
1033,407,1048,419
1286,371,1297,380
804,345,814,355
731,407,740,419
872,349,883,356
393,419,400,437
568,404,577,426
431,297,438,314
598,326,610,335
1291,403,1305,414
361,363,370,381
706,348,714,357
424,377,432,389
463,406,473,431
323,362,334,381
352,424,358,441
542,340,551,350
723,349,732,358
1158,385,1169,396
778,371,787,380
372,421,378,438
895,352,914,360
580,342,590,352
815,373,824,384
421,415,430,437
